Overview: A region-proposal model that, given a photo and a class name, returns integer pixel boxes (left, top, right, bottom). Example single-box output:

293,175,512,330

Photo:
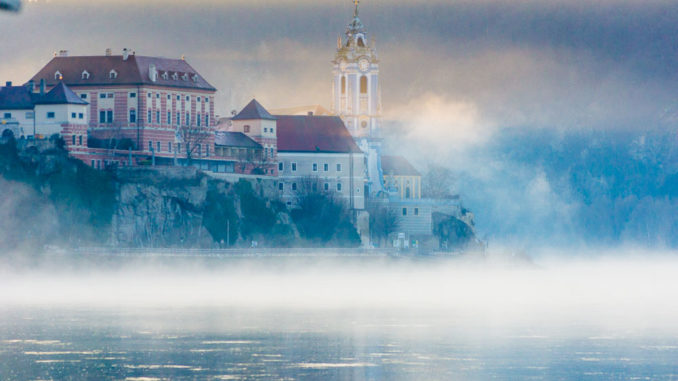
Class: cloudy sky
2,0,677,128
3,0,678,244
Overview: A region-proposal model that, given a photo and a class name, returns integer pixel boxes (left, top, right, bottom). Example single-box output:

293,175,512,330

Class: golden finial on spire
354,0,359,17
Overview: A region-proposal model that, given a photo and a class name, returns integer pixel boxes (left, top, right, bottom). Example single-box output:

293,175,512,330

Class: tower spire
354,0,359,18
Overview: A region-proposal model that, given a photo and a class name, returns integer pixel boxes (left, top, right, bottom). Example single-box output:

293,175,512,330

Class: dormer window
54,71,63,80
182,73,189,81
161,71,169,80
81,70,90,80
109,70,118,79
172,72,179,80
192,74,199,82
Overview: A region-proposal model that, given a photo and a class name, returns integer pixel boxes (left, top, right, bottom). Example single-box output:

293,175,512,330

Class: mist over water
2,250,678,379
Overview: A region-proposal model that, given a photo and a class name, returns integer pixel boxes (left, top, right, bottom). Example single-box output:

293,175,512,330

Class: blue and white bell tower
332,0,384,195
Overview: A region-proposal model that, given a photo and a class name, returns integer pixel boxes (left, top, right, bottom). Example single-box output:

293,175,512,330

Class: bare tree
423,164,457,199
177,124,211,164
368,201,398,247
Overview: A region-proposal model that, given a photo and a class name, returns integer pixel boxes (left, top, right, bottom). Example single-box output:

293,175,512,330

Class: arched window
406,187,411,199
54,71,62,80
109,70,118,79
81,70,90,79
341,76,346,95
360,75,368,94
357,37,365,47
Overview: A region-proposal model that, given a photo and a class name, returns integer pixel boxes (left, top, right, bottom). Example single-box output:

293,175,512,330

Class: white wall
277,151,367,210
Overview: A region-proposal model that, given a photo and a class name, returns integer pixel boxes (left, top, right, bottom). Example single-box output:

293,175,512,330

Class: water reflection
1,255,678,379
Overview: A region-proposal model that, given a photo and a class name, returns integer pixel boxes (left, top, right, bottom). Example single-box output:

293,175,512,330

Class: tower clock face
358,58,370,72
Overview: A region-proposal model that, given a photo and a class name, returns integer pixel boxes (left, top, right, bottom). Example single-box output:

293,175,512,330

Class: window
360,75,368,94
197,144,201,157
337,183,342,192
156,93,160,99
156,111,160,123
71,112,76,118
107,110,113,123
91,160,95,167
100,110,106,123
177,143,181,153
337,163,342,172
168,142,172,152
206,146,209,157
197,113,201,127
177,113,181,126
186,113,190,125
279,183,284,191
79,135,82,145
3,112,11,119
205,114,209,126
324,163,329,172
291,162,297,172
100,93,106,99
107,93,114,98
177,95,180,101
292,183,297,191
157,142,161,152
270,127,274,134
402,208,408,216
78,113,83,119
197,97,201,102
147,110,152,123
47,112,55,119
341,76,346,94
324,183,329,191
186,96,190,101
109,70,117,79
167,94,171,100
263,128,267,133
167,112,171,124
80,94,88,99
54,71,62,80
414,208,419,216
130,92,137,98
81,70,90,79
129,109,136,123
148,93,152,98
72,135,76,145
206,98,209,103
244,125,250,133
149,141,153,151
312,163,318,172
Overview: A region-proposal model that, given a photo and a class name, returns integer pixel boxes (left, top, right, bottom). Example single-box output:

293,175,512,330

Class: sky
2,0,678,245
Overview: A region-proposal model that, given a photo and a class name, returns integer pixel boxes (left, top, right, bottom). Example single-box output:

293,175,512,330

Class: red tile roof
275,115,362,154
233,99,276,121
381,155,421,177
29,55,216,91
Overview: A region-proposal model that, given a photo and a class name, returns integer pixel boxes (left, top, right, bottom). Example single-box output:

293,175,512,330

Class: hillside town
0,2,475,250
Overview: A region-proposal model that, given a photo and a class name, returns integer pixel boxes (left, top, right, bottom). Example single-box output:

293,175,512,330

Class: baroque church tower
332,0,384,194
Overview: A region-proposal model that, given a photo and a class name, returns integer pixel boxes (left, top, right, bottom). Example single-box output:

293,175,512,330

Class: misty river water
1,252,678,380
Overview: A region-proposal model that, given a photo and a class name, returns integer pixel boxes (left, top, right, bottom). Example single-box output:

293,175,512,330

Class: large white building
331,1,384,196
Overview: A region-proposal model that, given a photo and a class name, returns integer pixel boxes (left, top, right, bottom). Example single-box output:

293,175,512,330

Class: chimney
58,50,68,57
105,48,112,56
26,80,34,92
5,81,11,87
122,48,130,61
40,79,45,95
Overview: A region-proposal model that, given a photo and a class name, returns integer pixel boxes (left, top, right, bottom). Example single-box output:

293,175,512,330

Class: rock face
112,168,212,247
